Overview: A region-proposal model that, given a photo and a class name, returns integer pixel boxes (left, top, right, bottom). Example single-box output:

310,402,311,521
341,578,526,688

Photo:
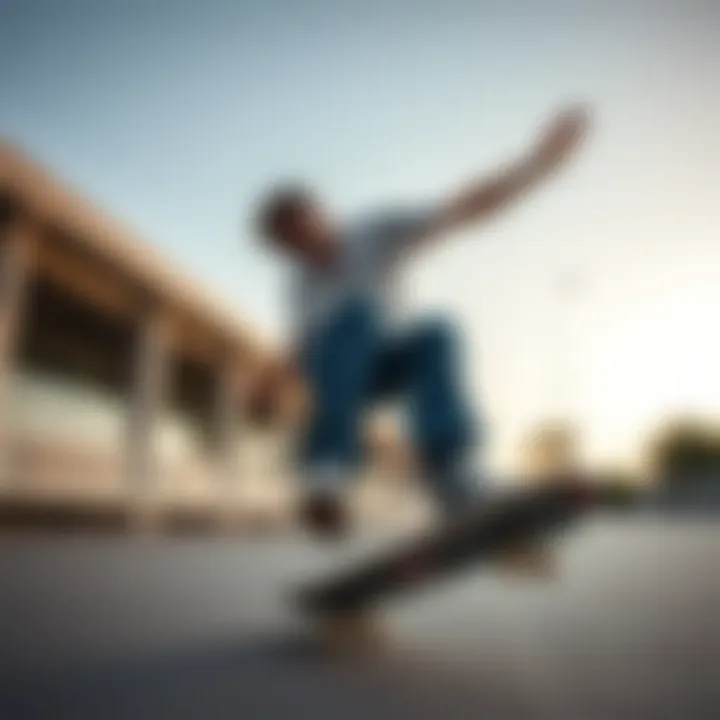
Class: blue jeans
298,298,480,510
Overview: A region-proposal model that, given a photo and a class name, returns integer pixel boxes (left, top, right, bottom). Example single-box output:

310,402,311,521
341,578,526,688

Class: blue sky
2,0,719,468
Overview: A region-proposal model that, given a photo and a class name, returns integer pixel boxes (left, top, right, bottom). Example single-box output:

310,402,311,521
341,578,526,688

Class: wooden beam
34,232,141,322
168,312,227,370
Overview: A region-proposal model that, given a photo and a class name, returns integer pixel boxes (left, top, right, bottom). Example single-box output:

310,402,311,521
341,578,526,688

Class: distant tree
648,419,720,484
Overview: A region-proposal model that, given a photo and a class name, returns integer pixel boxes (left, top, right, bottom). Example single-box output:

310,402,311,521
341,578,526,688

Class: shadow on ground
2,630,529,720
1,518,719,719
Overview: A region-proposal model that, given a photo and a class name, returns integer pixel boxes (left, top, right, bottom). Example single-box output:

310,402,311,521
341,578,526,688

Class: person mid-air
249,106,591,538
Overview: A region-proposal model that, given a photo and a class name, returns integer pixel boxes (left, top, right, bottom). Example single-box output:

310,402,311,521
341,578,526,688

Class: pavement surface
1,515,719,719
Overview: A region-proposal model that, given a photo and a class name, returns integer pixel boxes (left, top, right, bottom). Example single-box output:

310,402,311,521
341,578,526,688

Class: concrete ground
1,515,718,719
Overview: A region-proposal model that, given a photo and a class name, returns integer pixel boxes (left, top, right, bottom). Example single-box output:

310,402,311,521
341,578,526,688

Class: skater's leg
372,317,483,514
298,298,381,534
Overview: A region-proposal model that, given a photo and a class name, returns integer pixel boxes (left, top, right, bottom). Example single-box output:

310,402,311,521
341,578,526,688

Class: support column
126,307,171,530
0,208,33,486
214,357,242,530
214,361,241,481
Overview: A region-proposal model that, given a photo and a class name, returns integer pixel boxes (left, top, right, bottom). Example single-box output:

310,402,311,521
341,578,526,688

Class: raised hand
532,105,591,176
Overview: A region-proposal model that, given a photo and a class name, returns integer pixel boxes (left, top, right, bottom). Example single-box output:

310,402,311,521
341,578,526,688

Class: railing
7,435,124,499
0,433,297,531
0,432,423,531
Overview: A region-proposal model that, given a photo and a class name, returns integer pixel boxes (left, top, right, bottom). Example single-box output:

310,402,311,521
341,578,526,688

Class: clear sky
1,0,719,470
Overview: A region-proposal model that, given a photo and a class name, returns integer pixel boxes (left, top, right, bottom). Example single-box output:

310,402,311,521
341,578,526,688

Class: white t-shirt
290,206,435,347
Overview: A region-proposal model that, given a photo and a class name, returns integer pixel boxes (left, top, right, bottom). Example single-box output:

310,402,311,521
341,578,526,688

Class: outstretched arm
426,105,590,239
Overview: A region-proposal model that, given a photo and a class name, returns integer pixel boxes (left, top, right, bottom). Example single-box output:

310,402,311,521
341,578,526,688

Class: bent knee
412,317,460,355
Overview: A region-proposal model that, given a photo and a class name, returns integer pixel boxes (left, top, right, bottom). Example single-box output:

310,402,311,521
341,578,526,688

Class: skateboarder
250,106,590,538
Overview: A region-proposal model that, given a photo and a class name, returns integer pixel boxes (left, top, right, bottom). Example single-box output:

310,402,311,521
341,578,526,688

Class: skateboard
294,482,594,621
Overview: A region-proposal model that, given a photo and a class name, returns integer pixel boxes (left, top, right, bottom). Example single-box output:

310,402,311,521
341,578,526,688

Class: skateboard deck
294,483,593,618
